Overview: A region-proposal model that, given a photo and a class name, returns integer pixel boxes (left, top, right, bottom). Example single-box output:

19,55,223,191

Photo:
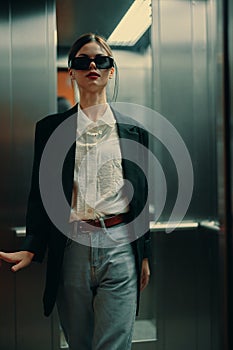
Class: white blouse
70,105,129,221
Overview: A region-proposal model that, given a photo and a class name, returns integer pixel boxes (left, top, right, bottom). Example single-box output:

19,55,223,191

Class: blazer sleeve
21,122,50,262
140,126,152,260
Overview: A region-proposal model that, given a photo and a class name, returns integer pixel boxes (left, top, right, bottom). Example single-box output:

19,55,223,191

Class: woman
0,33,151,350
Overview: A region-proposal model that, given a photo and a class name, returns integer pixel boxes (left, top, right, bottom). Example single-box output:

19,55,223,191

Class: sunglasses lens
71,57,90,70
70,56,114,70
95,56,114,69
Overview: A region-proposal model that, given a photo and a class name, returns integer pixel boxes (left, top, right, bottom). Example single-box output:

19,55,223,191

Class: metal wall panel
152,226,220,350
217,0,233,347
0,2,16,349
0,0,12,226
151,0,218,222
229,0,233,346
0,1,57,349
10,0,57,227
11,2,57,348
150,1,223,349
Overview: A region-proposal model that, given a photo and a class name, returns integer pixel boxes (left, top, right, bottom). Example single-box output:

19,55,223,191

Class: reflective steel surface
0,1,57,349
151,0,218,222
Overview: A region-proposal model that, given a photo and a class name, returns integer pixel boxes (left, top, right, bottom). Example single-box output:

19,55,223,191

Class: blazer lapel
61,104,78,206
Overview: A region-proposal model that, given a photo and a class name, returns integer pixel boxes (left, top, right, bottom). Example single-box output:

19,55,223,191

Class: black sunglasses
69,56,114,70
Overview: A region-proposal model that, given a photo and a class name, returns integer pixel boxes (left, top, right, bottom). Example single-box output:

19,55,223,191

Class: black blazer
22,104,151,316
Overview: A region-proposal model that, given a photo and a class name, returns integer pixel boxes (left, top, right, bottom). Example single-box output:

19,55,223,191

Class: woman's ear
109,67,115,79
69,68,76,80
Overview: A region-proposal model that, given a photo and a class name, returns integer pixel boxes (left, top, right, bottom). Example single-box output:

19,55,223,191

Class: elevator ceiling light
107,0,152,46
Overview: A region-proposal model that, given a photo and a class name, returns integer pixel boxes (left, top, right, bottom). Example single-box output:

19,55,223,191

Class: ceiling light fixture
107,0,152,46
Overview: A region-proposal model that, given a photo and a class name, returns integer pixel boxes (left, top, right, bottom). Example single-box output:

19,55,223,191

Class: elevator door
0,1,57,349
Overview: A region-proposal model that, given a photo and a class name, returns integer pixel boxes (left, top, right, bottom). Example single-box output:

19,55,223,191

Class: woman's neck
79,93,107,121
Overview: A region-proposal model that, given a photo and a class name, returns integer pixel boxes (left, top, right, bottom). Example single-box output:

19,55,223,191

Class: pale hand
0,251,34,272
140,258,150,291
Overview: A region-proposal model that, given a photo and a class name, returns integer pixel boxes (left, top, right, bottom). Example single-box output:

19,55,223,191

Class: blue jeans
56,223,137,350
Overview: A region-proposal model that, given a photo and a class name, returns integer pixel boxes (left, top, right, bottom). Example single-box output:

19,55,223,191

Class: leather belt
75,214,126,232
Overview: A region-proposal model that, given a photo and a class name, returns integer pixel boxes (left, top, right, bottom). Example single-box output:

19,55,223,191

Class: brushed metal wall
218,0,233,347
150,1,225,350
229,0,233,345
151,0,218,222
0,1,57,349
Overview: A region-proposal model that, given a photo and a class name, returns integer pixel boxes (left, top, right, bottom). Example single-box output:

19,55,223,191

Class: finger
141,279,149,291
11,259,29,272
140,280,146,291
140,274,150,291
0,252,18,263
140,276,145,290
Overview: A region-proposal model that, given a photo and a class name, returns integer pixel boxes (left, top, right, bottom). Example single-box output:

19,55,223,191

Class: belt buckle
74,221,90,234
78,219,100,233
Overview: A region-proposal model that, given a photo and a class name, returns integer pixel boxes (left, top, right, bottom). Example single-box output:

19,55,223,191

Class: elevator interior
0,0,233,349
